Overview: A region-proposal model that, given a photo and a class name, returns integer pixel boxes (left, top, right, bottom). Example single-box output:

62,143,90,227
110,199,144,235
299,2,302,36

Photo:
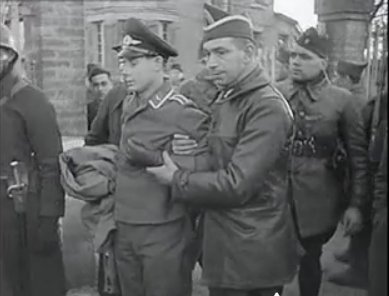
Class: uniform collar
217,65,270,103
291,73,329,102
147,80,174,109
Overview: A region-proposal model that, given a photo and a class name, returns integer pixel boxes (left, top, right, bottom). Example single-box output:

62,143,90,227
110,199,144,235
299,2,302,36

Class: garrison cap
117,18,178,60
203,15,254,43
297,27,330,58
337,59,367,80
88,65,111,82
170,63,183,72
204,3,230,26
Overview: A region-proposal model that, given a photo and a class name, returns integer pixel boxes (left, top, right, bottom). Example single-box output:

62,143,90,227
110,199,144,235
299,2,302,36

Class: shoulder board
149,89,175,109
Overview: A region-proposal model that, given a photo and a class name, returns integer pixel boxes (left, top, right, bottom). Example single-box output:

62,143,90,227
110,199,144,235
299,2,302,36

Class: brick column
23,1,86,136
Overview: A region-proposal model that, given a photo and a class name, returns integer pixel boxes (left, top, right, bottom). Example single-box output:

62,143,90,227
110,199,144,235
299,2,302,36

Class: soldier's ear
153,55,165,71
319,58,328,73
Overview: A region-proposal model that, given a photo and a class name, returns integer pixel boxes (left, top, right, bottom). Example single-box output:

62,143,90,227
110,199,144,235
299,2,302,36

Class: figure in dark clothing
0,23,66,296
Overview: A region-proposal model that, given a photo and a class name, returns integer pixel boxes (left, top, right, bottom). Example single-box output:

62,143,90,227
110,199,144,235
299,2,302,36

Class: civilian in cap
86,65,114,130
276,27,369,296
112,18,211,296
335,59,368,102
147,11,300,296
168,63,185,88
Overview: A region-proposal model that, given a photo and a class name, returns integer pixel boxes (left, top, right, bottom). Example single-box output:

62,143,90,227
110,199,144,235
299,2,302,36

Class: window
161,21,169,41
96,21,104,66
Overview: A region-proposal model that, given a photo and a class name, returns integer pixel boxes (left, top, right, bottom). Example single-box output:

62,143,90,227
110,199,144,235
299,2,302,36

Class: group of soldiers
0,4,387,296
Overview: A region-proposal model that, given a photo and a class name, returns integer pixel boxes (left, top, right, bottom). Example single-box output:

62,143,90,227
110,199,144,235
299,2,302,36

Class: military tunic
276,77,369,238
113,81,210,296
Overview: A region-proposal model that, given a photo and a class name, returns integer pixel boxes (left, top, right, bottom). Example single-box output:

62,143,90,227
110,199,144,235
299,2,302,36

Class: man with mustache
147,14,300,296
276,28,369,296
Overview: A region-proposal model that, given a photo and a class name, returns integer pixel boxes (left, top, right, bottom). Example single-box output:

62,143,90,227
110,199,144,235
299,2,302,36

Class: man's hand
342,206,363,236
146,151,178,185
172,134,197,155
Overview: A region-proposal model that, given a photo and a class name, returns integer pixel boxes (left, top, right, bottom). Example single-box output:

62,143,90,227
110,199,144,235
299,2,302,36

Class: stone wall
23,1,86,136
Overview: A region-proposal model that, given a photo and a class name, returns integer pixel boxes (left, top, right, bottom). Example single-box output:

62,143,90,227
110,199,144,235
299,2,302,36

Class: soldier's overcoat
0,72,65,296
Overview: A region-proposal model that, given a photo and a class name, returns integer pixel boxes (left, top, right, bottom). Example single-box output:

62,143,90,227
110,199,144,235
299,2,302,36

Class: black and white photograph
0,0,387,295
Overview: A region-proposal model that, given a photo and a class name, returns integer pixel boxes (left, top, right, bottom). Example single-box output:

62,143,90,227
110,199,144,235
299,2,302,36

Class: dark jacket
0,72,65,296
276,77,369,237
172,66,300,289
114,81,210,224
85,83,127,146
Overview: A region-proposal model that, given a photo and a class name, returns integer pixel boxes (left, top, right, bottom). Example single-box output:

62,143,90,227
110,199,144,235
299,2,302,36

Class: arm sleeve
172,97,292,207
25,91,65,217
373,125,387,214
340,96,369,209
85,95,110,146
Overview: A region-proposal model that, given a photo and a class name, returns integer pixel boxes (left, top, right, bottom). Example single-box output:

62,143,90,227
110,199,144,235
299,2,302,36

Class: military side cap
88,65,110,81
337,59,367,79
118,18,178,60
297,27,329,58
203,15,254,43
170,63,183,72
204,3,230,26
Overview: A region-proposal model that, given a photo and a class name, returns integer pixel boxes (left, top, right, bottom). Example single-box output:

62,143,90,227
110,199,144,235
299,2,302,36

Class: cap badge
304,38,310,45
123,35,141,46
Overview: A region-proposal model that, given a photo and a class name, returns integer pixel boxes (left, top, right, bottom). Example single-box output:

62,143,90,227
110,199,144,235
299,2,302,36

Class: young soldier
276,28,369,296
112,18,210,296
0,23,65,296
147,15,300,296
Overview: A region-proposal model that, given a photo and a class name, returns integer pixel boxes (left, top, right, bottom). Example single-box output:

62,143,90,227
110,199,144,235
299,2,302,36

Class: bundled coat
172,66,300,289
59,144,118,251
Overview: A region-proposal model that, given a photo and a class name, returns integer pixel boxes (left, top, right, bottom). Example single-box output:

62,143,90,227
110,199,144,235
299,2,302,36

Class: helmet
0,23,19,59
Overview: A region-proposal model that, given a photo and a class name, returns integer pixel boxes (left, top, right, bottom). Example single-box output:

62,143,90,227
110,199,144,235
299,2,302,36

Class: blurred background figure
275,46,290,83
334,59,368,102
86,64,113,130
168,63,185,88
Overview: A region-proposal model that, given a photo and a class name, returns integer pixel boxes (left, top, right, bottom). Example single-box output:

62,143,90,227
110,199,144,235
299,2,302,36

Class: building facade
4,0,300,136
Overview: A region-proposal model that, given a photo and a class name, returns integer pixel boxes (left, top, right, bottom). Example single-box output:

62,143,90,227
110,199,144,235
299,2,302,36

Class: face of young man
119,55,161,94
289,44,327,82
90,73,113,99
202,37,250,88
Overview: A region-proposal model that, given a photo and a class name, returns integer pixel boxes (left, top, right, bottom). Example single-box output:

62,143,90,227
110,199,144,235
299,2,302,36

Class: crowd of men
0,4,387,296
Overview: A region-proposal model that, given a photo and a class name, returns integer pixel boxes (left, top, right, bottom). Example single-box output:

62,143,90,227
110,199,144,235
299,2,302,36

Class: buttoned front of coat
276,77,369,238
114,82,210,224
172,66,300,289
